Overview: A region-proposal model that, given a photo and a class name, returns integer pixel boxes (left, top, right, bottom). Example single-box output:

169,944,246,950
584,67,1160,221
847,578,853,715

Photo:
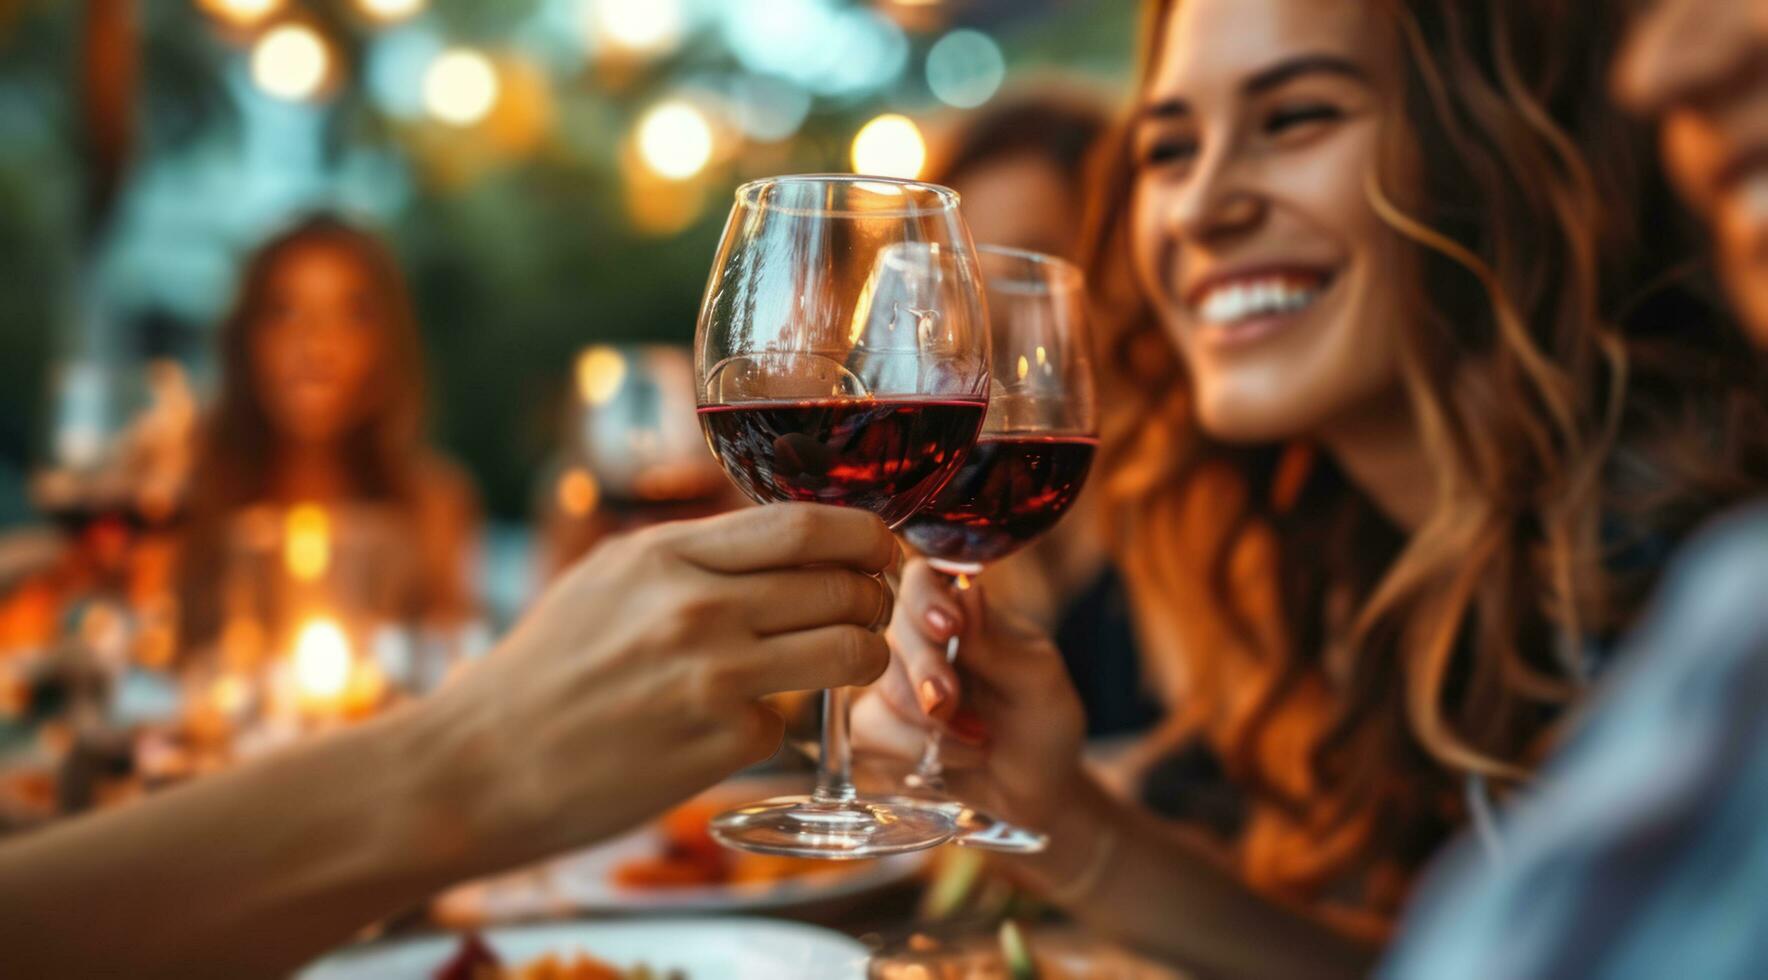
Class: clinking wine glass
897,245,1099,853
695,175,992,858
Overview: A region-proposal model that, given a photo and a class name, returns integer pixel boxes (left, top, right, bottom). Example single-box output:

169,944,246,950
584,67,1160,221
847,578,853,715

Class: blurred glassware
19,351,196,756
539,344,733,576
31,354,196,555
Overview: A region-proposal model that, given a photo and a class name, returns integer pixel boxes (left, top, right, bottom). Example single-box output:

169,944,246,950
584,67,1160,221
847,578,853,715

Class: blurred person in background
857,0,1766,975
0,502,902,978
936,95,1105,265
176,213,480,656
1383,1,1768,976
927,95,1161,739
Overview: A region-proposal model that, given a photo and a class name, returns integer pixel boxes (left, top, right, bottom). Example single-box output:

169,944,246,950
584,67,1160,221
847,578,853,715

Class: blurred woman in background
935,95,1105,265
859,0,1767,974
177,213,480,656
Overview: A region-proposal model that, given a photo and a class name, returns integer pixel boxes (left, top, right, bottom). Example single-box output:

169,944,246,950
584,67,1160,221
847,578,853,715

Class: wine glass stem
910,632,960,791
911,570,971,791
812,686,858,805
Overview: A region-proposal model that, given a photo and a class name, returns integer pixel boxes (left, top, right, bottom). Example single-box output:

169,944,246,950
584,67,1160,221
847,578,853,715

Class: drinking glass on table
897,245,1098,853
695,175,991,858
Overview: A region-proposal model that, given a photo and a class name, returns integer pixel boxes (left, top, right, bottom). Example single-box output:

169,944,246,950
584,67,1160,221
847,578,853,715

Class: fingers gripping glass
695,176,991,858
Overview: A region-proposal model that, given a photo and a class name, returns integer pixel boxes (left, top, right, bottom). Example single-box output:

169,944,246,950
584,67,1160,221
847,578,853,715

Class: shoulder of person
1649,501,1768,634
1594,499,1768,711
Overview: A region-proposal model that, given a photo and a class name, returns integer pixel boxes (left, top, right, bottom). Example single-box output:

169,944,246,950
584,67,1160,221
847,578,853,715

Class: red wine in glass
900,435,1097,572
698,398,986,527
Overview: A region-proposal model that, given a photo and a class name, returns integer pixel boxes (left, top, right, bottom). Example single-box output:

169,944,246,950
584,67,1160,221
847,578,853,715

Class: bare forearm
1005,774,1377,980
0,709,467,978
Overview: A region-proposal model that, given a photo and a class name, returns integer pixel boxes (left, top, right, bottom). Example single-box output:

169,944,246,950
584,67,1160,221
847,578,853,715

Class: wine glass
695,175,991,858
542,345,732,574
897,245,1098,853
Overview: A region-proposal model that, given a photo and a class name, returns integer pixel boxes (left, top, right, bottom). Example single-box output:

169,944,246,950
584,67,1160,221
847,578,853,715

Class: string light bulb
593,0,684,55
199,0,281,28
851,113,925,179
251,23,331,102
354,0,426,23
422,48,499,126
637,100,714,181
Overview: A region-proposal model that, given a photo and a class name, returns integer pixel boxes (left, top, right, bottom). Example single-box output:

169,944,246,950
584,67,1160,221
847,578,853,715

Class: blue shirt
1381,503,1768,978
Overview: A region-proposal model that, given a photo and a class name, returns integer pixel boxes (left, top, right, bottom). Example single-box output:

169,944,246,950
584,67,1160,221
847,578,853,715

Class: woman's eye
1140,137,1198,168
1265,104,1343,136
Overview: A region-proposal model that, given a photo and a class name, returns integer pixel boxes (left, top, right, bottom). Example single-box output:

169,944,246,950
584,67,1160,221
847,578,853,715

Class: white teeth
1196,277,1323,324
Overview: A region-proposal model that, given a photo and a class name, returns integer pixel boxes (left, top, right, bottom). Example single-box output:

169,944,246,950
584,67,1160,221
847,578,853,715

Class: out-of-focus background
0,0,1132,558
0,0,1146,899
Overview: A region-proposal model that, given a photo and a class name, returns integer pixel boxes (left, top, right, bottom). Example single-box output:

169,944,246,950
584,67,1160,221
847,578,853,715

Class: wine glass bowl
694,175,991,858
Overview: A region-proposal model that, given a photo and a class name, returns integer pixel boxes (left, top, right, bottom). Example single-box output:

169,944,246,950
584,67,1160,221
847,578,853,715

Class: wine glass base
948,805,1050,854
882,795,1051,855
710,795,956,859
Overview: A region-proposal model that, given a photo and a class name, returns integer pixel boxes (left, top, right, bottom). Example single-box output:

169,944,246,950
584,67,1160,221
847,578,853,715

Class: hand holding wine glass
853,558,1089,838
695,175,991,858
413,504,903,870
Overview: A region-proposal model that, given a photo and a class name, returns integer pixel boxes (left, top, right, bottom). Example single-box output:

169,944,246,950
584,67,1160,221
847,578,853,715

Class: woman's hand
852,558,1086,830
402,503,901,874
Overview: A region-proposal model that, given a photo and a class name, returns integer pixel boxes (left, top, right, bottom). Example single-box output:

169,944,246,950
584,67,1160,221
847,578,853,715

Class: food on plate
870,922,1185,980
610,801,852,890
432,933,684,980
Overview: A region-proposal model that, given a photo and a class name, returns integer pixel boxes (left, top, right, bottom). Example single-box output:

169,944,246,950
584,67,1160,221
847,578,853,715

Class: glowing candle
293,617,352,713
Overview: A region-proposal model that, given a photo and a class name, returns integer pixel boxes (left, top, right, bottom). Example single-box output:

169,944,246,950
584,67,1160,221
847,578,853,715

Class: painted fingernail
917,677,951,717
925,607,957,636
948,709,989,746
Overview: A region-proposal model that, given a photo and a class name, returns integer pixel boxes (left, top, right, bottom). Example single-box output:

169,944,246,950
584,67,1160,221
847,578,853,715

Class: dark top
1053,565,1162,738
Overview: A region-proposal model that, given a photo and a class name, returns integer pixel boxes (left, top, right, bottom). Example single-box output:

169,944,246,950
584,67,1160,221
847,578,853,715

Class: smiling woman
1126,24,1404,448
852,0,1767,973
1088,0,1768,937
1086,0,1761,932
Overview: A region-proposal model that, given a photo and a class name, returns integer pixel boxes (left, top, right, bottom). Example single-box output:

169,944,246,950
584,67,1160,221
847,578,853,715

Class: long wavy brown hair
177,213,428,654
1086,0,1768,933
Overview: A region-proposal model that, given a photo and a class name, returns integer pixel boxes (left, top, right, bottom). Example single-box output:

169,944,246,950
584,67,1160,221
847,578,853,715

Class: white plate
434,776,925,922
301,917,870,980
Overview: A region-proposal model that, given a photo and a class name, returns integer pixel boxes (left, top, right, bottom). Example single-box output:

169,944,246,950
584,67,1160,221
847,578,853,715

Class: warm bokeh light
576,346,629,404
422,48,500,126
220,617,266,671
199,0,281,28
637,100,714,181
557,468,601,518
210,673,251,717
250,24,331,102
283,503,331,582
926,29,1005,109
354,0,426,23
851,113,925,179
593,0,684,55
293,619,352,703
